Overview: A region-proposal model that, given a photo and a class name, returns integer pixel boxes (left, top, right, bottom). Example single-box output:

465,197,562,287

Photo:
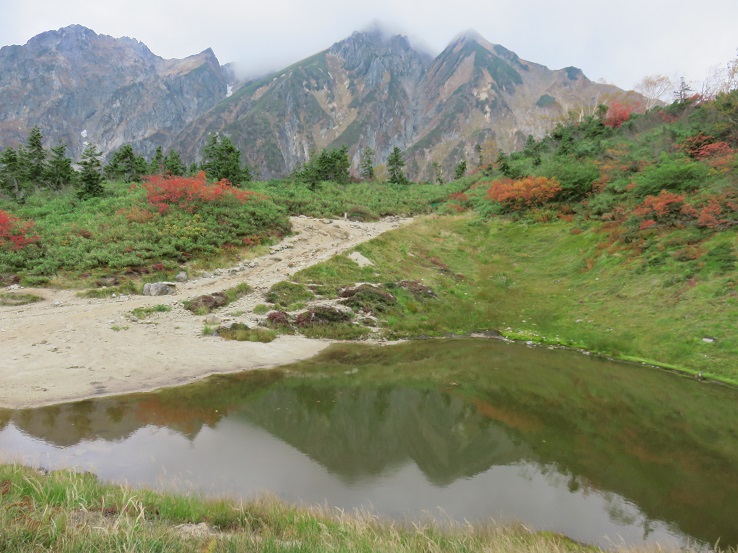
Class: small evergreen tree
432,161,444,185
164,150,186,176
149,146,165,175
387,147,408,184
296,146,350,187
45,142,75,190
475,144,483,167
359,147,375,181
202,134,251,185
454,158,467,179
0,147,27,201
26,126,47,186
77,144,104,199
105,144,148,182
496,151,514,177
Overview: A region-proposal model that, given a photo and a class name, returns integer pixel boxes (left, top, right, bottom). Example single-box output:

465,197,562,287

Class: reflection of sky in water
0,418,688,549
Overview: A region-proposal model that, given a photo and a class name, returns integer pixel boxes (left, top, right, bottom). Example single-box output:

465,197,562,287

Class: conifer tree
46,142,75,190
432,161,444,185
77,144,104,199
454,158,467,179
105,144,148,182
164,150,186,176
0,147,26,201
149,146,165,175
26,126,47,186
387,147,409,184
202,134,251,185
360,147,375,181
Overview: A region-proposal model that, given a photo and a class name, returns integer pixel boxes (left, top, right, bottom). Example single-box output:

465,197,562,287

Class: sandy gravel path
0,216,409,409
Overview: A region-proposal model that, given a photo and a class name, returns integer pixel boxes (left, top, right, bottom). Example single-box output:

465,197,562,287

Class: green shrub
216,323,277,342
130,304,171,320
266,281,314,308
538,157,600,200
632,155,710,198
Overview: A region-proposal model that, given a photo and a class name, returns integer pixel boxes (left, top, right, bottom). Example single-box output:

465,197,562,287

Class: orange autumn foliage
486,176,562,210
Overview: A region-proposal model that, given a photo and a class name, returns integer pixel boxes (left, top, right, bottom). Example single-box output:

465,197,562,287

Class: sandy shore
0,216,409,409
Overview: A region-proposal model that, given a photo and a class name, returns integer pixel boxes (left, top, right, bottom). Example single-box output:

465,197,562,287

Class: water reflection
2,338,736,549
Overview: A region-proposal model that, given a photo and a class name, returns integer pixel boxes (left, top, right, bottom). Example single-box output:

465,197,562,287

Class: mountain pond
2,338,737,549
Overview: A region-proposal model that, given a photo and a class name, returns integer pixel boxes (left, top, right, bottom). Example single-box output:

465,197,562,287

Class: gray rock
143,282,176,296
204,316,221,326
175,271,188,282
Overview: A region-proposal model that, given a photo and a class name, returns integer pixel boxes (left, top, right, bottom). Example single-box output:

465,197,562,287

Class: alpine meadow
1,23,738,553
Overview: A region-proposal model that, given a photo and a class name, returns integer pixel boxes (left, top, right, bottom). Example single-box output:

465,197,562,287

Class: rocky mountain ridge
0,25,641,180
0,24,229,161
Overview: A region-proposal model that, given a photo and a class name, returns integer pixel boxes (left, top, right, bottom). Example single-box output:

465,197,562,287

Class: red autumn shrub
447,192,471,212
680,133,734,160
694,141,734,160
0,210,40,250
634,190,687,222
603,102,638,128
140,171,257,214
486,177,562,211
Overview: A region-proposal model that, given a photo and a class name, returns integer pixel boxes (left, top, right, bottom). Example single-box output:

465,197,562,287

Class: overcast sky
1,0,736,91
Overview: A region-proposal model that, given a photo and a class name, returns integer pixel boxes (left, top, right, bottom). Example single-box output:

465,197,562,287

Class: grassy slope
0,464,596,553
291,214,737,382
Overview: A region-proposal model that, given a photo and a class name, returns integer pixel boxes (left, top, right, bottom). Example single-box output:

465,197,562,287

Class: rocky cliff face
0,25,228,160
407,32,634,180
174,30,641,180
0,25,641,179
174,29,432,178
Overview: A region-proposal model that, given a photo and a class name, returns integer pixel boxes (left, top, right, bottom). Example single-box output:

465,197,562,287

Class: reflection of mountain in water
10,400,147,446
5,337,738,548
237,386,526,486
7,370,283,446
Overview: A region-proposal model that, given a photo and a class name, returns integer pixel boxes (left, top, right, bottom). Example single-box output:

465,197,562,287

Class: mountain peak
455,29,486,44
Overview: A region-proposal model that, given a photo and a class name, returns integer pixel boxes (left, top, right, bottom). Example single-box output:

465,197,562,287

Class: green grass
265,281,314,308
289,214,738,382
0,180,290,278
0,463,658,553
130,304,172,320
216,323,277,342
76,280,139,298
0,292,43,306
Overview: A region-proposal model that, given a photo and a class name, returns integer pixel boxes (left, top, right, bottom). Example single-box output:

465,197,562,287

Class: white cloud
1,0,736,91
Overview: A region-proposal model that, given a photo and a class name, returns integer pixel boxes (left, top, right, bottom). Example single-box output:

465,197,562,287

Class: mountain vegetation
0,25,642,181
1,86,736,383
1,26,738,550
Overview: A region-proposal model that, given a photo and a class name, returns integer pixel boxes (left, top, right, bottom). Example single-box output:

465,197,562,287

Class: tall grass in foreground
1,464,716,552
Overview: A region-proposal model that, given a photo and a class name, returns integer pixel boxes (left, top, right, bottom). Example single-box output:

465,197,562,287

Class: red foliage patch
0,210,40,251
139,171,258,214
680,133,734,161
603,102,640,128
694,141,734,160
447,192,471,212
486,177,562,210
634,190,687,221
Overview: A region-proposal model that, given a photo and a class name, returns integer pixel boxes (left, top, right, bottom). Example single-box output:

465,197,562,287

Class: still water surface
2,338,737,549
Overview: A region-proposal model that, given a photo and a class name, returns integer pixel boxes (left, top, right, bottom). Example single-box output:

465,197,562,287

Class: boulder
142,282,176,296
